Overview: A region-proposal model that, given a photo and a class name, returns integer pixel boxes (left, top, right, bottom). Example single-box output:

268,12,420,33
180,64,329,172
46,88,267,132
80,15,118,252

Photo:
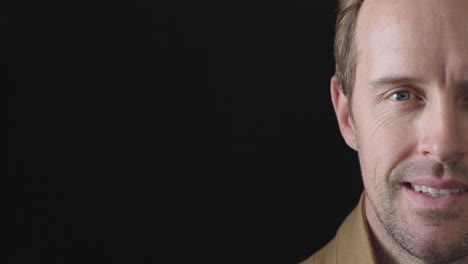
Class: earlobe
330,76,358,151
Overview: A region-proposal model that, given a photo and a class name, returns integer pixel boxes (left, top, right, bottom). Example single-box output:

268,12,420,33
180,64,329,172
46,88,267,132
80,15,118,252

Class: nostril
419,148,465,164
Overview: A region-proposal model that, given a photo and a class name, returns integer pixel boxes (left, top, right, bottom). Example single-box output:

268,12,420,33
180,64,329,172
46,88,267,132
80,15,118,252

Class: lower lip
402,184,468,209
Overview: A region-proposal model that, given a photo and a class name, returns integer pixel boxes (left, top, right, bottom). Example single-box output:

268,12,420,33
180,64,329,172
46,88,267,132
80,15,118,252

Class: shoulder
300,193,371,264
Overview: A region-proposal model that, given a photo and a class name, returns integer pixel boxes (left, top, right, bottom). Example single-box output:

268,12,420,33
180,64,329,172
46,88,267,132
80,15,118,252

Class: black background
7,3,363,264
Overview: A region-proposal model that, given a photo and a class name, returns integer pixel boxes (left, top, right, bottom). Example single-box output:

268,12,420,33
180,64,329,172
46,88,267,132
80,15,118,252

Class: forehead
355,0,468,83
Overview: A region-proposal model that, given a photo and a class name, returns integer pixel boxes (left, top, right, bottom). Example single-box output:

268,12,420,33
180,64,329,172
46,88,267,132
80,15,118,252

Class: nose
417,98,467,164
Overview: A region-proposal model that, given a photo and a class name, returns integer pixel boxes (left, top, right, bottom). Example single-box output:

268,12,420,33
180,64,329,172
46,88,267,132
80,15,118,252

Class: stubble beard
363,161,468,264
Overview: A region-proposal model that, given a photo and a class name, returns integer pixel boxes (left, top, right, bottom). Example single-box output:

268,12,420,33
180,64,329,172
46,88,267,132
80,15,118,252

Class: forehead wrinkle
355,0,468,107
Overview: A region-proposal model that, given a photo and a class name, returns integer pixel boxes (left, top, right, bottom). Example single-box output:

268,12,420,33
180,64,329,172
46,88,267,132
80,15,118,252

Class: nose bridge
419,92,466,163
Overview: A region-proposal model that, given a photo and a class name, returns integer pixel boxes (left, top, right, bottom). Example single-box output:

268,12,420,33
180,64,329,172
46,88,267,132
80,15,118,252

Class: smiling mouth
406,183,468,197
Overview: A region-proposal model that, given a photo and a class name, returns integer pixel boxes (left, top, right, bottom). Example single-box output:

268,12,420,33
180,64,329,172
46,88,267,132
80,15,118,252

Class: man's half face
339,0,468,262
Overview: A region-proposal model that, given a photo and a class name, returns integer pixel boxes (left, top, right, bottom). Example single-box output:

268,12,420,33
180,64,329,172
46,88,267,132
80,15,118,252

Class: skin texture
331,0,468,263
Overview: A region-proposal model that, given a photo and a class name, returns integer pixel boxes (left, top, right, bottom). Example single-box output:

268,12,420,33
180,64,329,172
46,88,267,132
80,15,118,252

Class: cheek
356,108,417,183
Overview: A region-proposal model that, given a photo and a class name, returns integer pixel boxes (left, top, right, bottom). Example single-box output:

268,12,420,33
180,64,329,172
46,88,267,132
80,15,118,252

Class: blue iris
393,91,411,101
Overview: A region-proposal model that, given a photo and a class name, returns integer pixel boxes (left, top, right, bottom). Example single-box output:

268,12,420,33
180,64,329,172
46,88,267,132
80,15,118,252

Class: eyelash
385,90,468,107
383,90,427,110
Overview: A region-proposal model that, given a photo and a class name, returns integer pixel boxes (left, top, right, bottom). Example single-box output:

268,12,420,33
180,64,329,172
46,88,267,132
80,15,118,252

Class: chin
393,207,468,264
407,236,468,264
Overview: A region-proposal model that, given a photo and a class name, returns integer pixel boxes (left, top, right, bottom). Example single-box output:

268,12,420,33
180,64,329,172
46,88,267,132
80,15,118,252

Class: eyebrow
369,77,468,93
369,76,423,89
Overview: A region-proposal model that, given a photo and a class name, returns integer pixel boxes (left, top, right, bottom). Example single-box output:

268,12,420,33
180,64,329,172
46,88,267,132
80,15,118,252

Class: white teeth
428,188,439,195
439,189,451,195
410,184,467,197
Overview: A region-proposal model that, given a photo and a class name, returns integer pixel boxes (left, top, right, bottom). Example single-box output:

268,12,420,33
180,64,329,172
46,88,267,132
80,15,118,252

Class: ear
330,76,357,151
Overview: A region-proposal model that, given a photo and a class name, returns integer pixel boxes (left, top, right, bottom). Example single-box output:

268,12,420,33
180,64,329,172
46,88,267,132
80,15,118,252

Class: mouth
405,183,468,197
402,181,468,208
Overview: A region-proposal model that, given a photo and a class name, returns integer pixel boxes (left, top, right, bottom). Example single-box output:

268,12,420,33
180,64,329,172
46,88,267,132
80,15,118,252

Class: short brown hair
334,0,365,98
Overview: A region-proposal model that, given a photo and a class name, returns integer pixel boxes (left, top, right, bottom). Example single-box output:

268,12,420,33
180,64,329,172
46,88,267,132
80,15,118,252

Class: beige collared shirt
300,193,378,264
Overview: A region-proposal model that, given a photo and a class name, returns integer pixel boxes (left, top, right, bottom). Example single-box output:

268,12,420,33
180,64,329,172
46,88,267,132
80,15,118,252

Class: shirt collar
336,192,378,263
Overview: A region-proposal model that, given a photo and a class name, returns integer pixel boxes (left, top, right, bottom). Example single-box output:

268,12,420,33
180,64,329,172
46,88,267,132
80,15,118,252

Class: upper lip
406,179,468,189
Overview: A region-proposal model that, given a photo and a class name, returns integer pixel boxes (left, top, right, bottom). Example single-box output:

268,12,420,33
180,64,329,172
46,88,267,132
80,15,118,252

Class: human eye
390,91,414,101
